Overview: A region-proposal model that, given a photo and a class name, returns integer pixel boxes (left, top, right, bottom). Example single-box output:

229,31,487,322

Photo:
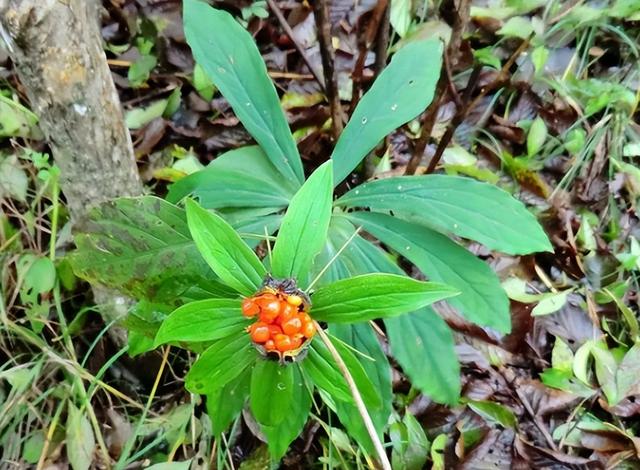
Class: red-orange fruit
282,316,302,335
301,320,315,338
249,322,270,343
274,333,293,352
277,302,297,324
268,324,283,337
241,298,259,317
299,312,312,324
264,339,276,351
257,297,281,323
290,334,303,350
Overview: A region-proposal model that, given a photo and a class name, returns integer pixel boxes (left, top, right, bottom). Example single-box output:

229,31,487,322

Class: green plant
70,0,552,463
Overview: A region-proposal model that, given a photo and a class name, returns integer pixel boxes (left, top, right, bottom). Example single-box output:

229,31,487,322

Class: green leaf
332,40,442,185
184,0,303,185
71,197,212,300
66,402,95,470
338,175,552,254
0,154,28,202
261,366,312,460
206,368,251,436
345,212,511,333
527,116,548,156
271,161,333,285
390,0,412,37
185,199,266,295
390,412,430,470
386,308,460,404
250,360,296,427
185,334,257,394
332,323,393,456
313,216,402,286
301,341,354,403
144,462,192,470
467,400,516,428
166,146,295,207
310,273,458,323
616,344,640,399
591,344,618,405
155,299,248,346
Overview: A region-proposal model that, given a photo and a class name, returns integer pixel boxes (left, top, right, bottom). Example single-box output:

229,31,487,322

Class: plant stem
313,322,392,470
306,226,362,292
49,173,59,261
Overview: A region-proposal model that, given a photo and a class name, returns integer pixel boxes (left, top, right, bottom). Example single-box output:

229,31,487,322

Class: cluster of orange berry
242,289,315,354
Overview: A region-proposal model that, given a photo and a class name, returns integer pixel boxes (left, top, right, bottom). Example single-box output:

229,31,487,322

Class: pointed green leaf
261,366,311,460
185,199,266,295
301,342,354,404
386,308,460,404
185,334,257,394
184,0,303,185
271,161,333,285
250,360,295,427
207,368,251,436
332,323,393,456
71,196,212,300
310,273,458,323
66,402,95,470
338,175,552,254
167,146,295,207
155,299,248,346
345,212,511,333
332,40,443,185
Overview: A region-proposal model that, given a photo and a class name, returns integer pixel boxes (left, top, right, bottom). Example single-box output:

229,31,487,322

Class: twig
313,323,392,470
404,0,472,175
424,36,532,173
266,0,325,91
351,0,389,108
312,0,344,139
374,2,390,76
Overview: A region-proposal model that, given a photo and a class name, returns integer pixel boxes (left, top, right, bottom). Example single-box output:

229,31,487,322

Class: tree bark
0,0,143,339
0,0,142,217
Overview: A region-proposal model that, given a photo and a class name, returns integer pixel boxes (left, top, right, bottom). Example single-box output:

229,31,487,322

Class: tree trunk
0,0,143,339
0,0,142,217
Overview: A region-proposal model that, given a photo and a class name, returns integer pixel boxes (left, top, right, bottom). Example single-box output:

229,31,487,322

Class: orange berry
257,297,281,323
268,324,283,337
242,298,259,317
282,316,302,335
287,295,303,307
264,339,276,351
290,334,303,350
249,322,270,343
277,302,297,323
301,320,315,338
274,334,293,352
299,312,312,324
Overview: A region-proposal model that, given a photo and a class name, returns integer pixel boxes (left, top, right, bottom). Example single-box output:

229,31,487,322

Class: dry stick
351,0,389,108
267,0,325,91
404,0,472,175
312,0,344,139
424,36,532,174
313,322,392,470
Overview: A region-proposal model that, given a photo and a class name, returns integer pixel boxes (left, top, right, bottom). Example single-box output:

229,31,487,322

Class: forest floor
1,0,640,469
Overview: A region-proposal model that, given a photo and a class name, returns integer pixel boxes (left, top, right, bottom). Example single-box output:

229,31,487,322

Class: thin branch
312,0,344,139
313,323,392,470
425,36,532,173
266,0,325,91
351,0,389,108
404,0,472,175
